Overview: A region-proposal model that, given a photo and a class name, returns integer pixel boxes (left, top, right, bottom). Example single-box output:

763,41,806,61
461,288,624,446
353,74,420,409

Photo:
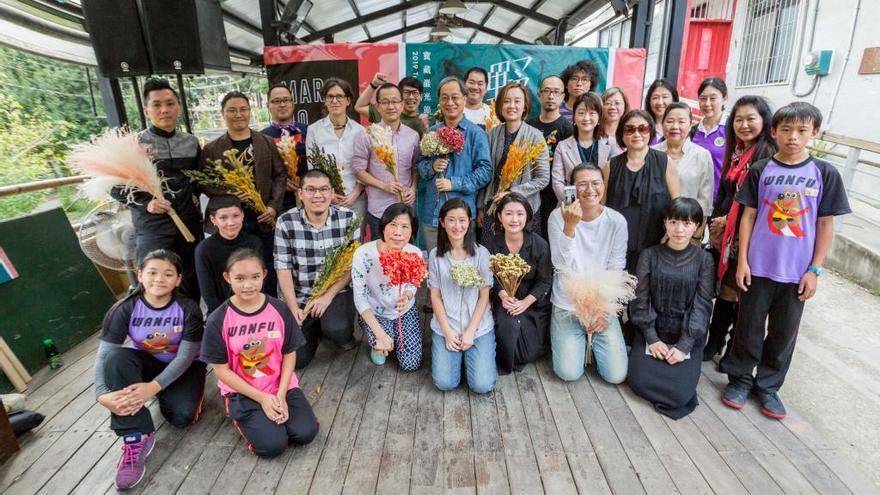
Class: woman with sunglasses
602,109,680,274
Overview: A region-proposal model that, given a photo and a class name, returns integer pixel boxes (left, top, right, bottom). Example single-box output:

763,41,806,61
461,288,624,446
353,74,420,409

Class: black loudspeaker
82,0,230,77
195,0,233,72
81,0,152,77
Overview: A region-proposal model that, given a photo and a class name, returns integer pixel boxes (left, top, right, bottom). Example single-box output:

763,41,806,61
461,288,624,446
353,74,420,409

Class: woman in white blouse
652,102,713,218
306,78,366,221
351,203,423,371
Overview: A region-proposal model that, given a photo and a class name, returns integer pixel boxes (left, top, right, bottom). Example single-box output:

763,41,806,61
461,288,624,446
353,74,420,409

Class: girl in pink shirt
202,248,318,457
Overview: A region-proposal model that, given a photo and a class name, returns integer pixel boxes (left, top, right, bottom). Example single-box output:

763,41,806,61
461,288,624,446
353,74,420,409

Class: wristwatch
807,265,823,276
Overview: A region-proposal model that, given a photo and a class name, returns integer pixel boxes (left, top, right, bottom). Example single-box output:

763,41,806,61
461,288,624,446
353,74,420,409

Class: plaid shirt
274,205,359,305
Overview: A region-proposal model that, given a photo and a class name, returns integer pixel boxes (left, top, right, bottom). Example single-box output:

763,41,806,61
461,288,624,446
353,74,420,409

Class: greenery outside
0,45,268,222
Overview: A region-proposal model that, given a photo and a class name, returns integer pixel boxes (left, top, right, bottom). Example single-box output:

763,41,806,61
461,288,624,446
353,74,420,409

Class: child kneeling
94,250,206,490
202,249,318,457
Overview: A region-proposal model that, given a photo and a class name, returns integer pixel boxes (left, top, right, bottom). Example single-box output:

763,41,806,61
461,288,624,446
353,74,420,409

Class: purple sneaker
115,432,155,490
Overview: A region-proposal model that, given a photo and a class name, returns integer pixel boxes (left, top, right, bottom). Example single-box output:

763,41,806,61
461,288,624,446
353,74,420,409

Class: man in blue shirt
416,76,492,251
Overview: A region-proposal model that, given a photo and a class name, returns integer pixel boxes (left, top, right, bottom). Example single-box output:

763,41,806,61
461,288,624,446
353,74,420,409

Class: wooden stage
1,329,877,494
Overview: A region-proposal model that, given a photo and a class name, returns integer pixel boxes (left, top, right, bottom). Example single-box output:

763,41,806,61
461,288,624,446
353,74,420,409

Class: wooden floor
2,329,878,495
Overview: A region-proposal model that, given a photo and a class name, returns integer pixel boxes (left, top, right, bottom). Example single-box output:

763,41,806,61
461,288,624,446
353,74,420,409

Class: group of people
93,61,850,490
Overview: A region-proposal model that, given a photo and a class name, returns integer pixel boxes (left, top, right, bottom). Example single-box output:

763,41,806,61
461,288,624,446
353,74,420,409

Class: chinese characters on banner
264,43,646,124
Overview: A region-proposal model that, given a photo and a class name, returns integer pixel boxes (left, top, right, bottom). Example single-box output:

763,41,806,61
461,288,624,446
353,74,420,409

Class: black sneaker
756,391,786,420
721,384,749,409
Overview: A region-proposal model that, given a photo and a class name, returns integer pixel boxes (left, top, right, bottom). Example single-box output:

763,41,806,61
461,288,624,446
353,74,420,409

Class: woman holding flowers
478,82,550,245
305,78,366,223
628,198,715,418
548,163,629,384
428,198,496,393
351,203,425,371
487,193,552,374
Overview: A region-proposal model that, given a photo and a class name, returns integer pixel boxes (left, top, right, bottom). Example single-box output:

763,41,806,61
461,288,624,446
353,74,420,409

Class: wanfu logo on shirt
238,337,275,379
226,321,276,337
762,174,817,188
133,316,181,327
141,332,177,354
763,190,810,238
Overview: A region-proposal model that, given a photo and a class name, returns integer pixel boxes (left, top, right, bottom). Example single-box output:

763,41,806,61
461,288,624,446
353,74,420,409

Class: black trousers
494,304,550,374
720,276,805,394
136,226,203,301
296,291,356,369
224,387,318,458
104,347,207,436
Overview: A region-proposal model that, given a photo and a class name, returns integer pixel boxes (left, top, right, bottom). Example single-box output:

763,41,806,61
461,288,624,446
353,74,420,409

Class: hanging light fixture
430,21,451,37
438,0,467,15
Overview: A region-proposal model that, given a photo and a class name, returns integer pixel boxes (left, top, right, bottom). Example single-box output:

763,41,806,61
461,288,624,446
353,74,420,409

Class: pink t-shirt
202,296,305,396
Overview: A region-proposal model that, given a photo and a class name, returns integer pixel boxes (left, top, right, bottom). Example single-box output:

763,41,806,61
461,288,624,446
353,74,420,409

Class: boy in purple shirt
720,102,851,419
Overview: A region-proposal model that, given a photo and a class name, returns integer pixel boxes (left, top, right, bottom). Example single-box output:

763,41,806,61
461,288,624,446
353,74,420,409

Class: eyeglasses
402,90,421,97
325,95,347,102
570,76,591,84
269,97,293,105
378,99,402,106
440,95,463,103
225,107,250,115
540,89,563,97
623,124,652,136
302,186,333,195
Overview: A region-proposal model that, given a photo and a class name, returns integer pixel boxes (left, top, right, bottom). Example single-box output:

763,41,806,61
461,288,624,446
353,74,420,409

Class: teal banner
404,43,611,117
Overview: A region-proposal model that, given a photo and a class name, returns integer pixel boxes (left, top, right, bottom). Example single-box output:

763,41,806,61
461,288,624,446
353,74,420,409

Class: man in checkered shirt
275,169,360,369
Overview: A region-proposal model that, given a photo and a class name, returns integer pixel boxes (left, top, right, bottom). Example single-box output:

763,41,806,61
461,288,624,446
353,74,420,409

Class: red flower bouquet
436,126,465,154
379,250,428,349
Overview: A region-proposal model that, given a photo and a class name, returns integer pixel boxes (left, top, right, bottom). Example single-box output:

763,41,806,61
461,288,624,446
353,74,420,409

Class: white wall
725,0,880,142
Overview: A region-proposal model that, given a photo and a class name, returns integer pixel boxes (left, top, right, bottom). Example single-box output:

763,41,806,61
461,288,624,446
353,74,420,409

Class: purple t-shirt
691,117,727,200
101,295,203,363
736,157,850,283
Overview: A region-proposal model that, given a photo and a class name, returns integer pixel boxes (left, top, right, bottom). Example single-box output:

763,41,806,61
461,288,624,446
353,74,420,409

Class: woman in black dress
487,193,552,374
602,109,680,274
628,198,715,419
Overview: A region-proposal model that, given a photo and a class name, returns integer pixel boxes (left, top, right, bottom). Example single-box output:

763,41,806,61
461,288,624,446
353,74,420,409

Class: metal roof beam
367,19,434,42
222,8,264,38
302,0,432,43
484,0,556,28
456,18,530,45
345,0,371,39
468,5,496,43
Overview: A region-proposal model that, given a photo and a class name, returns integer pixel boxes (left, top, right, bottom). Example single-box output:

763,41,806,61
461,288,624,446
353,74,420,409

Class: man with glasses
528,75,574,237
559,60,601,121
275,169,360,369
202,91,287,297
416,76,492,251
355,73,428,136
463,67,492,128
351,83,420,240
261,83,306,211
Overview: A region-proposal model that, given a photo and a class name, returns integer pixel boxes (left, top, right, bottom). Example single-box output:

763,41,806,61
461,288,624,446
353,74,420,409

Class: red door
678,0,736,101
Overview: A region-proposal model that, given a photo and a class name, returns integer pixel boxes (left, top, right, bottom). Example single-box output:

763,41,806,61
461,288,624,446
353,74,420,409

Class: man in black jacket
110,78,203,299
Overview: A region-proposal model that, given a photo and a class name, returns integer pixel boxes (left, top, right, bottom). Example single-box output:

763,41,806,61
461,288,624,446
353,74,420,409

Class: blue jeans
431,332,497,394
551,306,628,384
